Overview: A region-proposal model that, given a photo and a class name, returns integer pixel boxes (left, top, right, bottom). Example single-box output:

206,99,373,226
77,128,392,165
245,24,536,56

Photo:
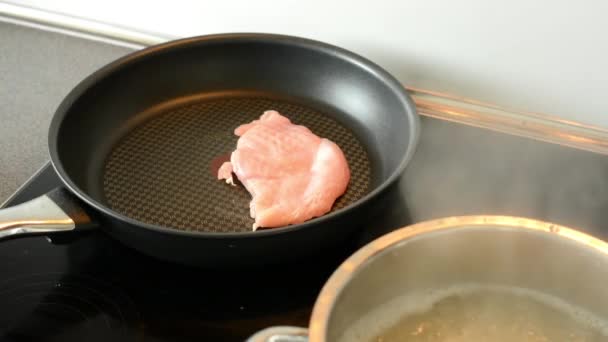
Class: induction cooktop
3,115,608,341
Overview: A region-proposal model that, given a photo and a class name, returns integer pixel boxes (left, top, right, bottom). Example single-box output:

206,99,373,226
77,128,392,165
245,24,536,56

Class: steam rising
401,119,608,238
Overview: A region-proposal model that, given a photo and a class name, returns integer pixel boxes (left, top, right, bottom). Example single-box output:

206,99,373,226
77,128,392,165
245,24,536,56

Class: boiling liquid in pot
340,284,608,342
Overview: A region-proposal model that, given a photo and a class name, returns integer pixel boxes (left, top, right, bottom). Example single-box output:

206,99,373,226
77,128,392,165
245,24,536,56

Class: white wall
10,0,608,127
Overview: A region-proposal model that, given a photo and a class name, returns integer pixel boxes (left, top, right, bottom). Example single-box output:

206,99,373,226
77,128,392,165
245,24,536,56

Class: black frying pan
0,33,419,267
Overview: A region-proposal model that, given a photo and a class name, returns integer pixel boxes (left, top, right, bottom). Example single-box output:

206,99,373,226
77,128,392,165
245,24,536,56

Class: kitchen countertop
0,21,133,201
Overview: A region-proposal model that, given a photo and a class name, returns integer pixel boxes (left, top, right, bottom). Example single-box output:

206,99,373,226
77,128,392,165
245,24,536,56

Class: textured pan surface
102,96,371,233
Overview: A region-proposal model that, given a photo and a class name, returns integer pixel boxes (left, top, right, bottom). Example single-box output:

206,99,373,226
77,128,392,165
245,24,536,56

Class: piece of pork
218,110,350,230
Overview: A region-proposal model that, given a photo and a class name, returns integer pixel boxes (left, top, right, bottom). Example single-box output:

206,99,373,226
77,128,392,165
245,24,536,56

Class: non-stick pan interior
51,34,417,233
102,92,373,232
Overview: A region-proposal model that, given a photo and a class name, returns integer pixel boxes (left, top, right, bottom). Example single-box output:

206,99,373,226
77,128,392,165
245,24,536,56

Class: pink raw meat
218,110,350,230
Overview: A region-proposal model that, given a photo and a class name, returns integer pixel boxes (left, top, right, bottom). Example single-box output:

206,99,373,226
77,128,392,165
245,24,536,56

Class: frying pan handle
0,188,95,240
246,326,309,342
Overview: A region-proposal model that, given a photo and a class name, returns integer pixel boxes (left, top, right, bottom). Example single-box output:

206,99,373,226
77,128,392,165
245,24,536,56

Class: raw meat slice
218,110,350,230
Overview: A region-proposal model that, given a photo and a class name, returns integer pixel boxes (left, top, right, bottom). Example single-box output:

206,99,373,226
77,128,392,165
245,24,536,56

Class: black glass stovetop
0,158,408,342
2,117,608,341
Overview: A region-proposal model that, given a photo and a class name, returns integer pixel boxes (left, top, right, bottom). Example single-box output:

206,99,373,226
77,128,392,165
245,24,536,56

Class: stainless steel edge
0,194,75,239
0,1,171,49
407,87,608,155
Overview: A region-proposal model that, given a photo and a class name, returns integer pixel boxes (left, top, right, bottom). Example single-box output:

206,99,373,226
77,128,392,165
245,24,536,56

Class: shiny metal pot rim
248,215,608,342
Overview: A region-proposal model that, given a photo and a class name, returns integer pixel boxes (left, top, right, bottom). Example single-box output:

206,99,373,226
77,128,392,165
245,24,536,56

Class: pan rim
48,32,420,238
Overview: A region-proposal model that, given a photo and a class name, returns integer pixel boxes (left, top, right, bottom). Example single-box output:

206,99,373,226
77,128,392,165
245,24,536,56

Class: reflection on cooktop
0,273,139,342
0,163,406,341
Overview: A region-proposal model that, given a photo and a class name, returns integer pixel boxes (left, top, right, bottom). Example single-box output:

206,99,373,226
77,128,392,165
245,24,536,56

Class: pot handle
246,326,309,342
0,188,96,239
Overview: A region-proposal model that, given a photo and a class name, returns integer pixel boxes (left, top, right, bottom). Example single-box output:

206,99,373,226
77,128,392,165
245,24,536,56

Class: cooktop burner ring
0,272,141,341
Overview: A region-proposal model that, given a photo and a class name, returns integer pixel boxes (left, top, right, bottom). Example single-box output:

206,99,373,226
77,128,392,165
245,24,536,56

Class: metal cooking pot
248,215,608,341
